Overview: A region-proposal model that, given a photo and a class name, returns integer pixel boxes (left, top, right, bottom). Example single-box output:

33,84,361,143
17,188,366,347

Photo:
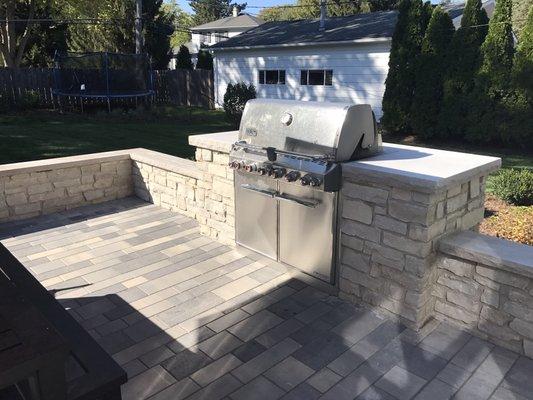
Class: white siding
213,42,391,118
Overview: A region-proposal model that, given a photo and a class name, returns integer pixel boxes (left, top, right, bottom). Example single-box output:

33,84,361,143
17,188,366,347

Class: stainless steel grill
230,99,382,284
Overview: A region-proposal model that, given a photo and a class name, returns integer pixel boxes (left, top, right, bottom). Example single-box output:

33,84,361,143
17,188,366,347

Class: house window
300,69,333,86
258,70,286,85
200,32,210,43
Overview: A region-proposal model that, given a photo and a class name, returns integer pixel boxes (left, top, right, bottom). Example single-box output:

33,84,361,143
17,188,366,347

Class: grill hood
238,99,381,162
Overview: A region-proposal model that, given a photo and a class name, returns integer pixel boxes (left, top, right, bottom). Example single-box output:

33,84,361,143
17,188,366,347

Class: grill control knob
229,161,242,170
301,174,321,187
285,171,301,182
257,167,267,175
272,168,286,178
244,164,257,172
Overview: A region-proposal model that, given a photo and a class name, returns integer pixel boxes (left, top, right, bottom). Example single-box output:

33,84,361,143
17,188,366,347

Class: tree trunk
0,0,36,68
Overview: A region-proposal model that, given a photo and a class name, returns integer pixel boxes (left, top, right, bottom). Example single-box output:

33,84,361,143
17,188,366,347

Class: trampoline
52,52,154,112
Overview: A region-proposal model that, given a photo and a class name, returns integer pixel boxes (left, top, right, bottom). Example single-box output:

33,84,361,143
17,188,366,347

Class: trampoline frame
52,51,155,112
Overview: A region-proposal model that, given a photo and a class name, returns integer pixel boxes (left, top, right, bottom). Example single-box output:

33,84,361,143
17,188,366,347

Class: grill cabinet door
278,182,336,283
234,171,278,259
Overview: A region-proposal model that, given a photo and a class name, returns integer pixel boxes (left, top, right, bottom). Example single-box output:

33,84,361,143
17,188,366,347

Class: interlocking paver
231,338,301,383
229,376,285,400
197,331,243,359
227,310,284,342
306,368,342,393
2,199,531,400
375,366,427,400
190,353,242,387
264,356,315,391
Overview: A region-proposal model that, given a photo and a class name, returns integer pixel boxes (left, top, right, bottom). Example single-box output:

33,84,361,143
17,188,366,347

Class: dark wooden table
0,244,126,400
0,270,69,400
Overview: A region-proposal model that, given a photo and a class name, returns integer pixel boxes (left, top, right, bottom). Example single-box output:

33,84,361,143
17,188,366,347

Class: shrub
175,45,193,70
223,83,256,126
411,7,454,139
381,0,432,134
491,169,533,206
438,0,488,139
196,50,213,70
16,90,40,110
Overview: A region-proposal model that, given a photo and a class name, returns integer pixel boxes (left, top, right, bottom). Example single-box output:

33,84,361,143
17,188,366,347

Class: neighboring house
169,8,263,69
209,1,494,119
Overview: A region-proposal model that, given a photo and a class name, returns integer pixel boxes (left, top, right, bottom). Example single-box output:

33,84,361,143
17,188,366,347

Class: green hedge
491,169,533,206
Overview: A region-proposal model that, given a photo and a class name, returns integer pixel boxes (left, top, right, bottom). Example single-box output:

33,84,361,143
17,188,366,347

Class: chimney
233,6,239,17
319,0,326,31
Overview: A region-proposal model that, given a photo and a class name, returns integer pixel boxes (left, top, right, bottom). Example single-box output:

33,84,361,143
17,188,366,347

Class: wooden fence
0,68,214,109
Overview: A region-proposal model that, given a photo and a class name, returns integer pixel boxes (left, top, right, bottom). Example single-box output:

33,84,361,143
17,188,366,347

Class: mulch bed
480,195,533,245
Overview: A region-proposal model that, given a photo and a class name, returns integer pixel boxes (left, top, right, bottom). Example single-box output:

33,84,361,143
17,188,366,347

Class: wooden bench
0,244,127,400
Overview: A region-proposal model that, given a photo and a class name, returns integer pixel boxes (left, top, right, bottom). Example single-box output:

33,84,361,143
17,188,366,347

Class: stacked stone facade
338,174,487,329
434,253,533,357
0,158,132,222
131,148,235,246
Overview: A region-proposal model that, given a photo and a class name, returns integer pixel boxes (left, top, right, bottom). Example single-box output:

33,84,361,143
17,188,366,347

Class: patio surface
0,197,532,400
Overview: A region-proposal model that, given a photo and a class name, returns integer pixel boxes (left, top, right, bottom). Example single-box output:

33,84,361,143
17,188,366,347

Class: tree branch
14,0,36,68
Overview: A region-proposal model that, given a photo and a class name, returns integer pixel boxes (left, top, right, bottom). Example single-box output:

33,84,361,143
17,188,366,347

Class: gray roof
192,13,264,31
210,11,398,50
447,0,495,28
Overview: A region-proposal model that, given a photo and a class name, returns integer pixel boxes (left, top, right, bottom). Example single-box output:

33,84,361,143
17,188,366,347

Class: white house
170,8,263,69
210,11,398,118
209,2,493,119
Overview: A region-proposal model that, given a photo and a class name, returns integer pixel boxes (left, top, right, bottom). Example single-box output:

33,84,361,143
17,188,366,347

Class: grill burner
230,99,382,283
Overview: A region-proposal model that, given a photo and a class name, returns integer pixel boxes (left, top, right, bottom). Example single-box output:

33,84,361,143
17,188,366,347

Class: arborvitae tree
381,0,432,134
438,0,488,138
513,6,533,101
466,0,515,143
175,45,193,70
196,49,213,70
411,7,454,139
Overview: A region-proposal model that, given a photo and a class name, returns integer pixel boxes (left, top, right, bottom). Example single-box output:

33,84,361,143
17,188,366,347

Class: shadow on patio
1,199,532,400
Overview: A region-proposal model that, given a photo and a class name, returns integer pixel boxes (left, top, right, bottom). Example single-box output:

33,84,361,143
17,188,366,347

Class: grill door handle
275,193,319,208
240,184,276,198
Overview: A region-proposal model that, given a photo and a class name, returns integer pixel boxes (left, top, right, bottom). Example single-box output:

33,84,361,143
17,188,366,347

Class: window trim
300,69,333,86
258,69,286,85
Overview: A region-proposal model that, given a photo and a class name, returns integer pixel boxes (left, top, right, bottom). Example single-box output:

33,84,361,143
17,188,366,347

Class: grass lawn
0,106,235,164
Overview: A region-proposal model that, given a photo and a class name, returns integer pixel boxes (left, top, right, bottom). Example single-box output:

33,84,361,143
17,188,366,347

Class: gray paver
190,353,242,387
231,338,301,383
375,366,427,400
227,310,284,342
229,376,285,400
414,378,456,400
197,331,243,360
306,368,342,393
3,199,532,400
264,356,315,391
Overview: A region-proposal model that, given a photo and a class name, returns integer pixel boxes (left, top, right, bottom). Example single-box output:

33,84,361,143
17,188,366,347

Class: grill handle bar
240,184,319,208
240,184,277,198
233,141,332,162
274,193,319,208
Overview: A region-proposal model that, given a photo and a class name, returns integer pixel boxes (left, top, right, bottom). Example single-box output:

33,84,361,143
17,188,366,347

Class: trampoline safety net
53,52,154,98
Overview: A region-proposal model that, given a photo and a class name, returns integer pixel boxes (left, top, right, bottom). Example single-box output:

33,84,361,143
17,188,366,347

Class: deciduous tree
189,0,246,25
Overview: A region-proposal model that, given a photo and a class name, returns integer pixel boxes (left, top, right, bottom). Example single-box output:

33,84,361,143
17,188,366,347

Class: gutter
209,37,392,52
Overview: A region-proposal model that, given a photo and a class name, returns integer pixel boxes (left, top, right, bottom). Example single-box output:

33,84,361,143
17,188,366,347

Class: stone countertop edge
188,131,238,154
439,231,533,280
0,148,202,180
0,149,133,177
343,143,501,193
129,149,201,180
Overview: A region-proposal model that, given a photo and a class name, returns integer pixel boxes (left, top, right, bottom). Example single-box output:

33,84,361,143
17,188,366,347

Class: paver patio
0,197,532,400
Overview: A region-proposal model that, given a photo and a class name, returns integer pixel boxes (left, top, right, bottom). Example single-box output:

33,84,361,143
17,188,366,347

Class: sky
168,0,444,15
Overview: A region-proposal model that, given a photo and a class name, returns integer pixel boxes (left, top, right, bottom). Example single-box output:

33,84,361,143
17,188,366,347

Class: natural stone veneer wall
131,145,235,245
338,172,488,329
0,155,132,222
434,231,533,357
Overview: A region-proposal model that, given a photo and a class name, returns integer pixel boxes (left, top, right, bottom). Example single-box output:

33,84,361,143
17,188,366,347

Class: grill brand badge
245,127,258,137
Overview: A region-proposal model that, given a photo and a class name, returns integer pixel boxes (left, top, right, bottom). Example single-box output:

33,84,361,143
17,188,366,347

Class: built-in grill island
229,99,382,283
